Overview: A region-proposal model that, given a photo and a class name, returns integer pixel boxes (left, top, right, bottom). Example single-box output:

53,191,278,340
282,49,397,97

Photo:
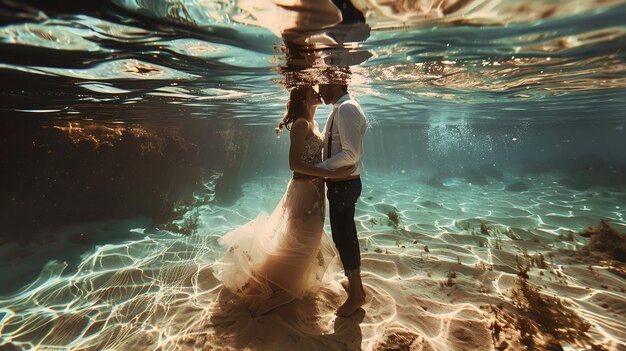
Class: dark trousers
326,178,362,271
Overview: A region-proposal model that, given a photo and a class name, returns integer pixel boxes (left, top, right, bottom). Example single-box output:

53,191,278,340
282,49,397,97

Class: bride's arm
289,119,352,179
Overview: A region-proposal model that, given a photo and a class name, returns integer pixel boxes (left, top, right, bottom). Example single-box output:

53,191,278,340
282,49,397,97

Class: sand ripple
1,174,624,350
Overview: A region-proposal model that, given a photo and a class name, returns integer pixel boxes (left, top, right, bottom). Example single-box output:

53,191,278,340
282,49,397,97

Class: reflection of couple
213,74,368,317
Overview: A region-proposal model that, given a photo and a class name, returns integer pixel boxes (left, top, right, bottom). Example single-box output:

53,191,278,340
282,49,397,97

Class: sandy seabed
1,173,625,351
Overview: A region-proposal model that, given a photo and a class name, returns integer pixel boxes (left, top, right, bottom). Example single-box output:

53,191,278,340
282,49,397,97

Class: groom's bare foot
336,288,366,317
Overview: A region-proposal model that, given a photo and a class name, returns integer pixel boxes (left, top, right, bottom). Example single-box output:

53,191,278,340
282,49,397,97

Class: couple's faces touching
307,86,323,106
318,84,332,105
298,84,336,108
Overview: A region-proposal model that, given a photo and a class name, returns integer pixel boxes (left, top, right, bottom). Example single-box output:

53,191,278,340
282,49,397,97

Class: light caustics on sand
0,0,625,350
1,174,625,350
0,235,223,350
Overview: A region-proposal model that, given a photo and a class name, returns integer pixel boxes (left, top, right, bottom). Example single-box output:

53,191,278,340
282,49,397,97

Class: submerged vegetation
387,208,401,229
486,277,595,351
581,220,626,262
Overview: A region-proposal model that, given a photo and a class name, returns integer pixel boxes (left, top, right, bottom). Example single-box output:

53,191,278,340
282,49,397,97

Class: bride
213,85,353,315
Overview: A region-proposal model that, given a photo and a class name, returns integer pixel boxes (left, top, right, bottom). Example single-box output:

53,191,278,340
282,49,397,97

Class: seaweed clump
387,208,401,229
511,279,591,346
373,326,433,351
486,278,594,350
580,220,626,262
480,222,490,235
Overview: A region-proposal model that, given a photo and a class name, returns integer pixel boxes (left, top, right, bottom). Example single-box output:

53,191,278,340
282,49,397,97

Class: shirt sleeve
316,103,364,171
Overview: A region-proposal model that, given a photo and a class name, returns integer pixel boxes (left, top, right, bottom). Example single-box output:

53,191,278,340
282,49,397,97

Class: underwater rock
505,182,529,192
0,119,211,243
460,167,489,185
144,225,160,234
478,164,504,181
520,156,626,191
0,342,21,351
519,159,552,175
426,165,503,188
420,200,443,209
562,169,626,191
374,203,396,214
425,176,444,188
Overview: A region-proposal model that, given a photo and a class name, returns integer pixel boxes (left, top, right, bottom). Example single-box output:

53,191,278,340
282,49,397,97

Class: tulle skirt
212,178,337,315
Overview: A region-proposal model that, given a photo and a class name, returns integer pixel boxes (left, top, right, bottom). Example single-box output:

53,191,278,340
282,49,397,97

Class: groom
316,70,368,317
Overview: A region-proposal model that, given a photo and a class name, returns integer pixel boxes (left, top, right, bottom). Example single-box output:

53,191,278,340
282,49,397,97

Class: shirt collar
333,93,350,108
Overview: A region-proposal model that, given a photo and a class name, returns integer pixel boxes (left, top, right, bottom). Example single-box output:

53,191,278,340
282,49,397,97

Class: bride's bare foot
336,287,366,317
340,279,350,292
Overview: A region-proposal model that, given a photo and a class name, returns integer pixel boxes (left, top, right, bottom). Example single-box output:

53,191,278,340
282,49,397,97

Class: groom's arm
316,103,364,171
289,119,352,179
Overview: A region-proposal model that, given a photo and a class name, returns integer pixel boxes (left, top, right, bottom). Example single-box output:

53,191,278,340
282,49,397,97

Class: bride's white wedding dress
213,125,337,315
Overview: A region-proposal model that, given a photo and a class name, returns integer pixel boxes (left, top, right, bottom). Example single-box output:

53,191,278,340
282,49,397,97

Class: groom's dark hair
323,67,351,89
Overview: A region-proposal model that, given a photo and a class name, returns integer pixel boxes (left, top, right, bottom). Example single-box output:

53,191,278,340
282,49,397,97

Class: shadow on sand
205,286,365,350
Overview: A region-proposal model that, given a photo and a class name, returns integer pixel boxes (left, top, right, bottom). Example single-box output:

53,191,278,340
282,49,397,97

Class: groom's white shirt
316,93,367,176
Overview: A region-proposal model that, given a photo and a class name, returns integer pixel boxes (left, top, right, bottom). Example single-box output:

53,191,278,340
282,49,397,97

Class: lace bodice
301,128,323,166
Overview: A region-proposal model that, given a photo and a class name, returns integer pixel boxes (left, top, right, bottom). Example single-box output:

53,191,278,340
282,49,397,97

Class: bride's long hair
276,86,313,134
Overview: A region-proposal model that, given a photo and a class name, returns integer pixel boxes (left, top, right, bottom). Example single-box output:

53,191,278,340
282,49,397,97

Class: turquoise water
1,1,625,350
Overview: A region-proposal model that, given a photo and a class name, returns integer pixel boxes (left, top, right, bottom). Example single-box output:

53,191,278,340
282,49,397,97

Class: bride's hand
333,165,356,178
